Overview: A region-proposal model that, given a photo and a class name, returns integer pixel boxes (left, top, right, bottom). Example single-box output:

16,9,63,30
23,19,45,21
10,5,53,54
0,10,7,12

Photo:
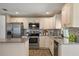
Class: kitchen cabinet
0,38,29,56
40,36,60,55
28,18,40,23
49,38,54,55
40,17,55,29
62,3,79,27
7,17,29,29
62,4,73,27
6,15,11,23
61,3,73,27
39,36,50,48
54,40,58,56
51,14,61,29
8,17,54,29
49,37,62,56
72,4,79,27
45,36,50,48
55,14,61,29
39,36,54,55
39,36,45,48
0,15,6,40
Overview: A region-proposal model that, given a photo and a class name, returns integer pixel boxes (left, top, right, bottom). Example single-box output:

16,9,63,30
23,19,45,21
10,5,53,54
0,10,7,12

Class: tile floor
29,48,52,56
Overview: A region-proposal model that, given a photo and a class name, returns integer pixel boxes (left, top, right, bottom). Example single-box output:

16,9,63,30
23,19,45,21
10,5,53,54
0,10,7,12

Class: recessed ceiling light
2,8,8,11
32,25,36,27
46,12,50,14
16,12,19,14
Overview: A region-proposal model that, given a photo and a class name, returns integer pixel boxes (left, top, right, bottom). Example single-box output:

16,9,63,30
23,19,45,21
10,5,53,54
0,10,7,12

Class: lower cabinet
54,40,58,56
49,39,54,55
39,36,50,48
39,36,55,56
39,36,45,48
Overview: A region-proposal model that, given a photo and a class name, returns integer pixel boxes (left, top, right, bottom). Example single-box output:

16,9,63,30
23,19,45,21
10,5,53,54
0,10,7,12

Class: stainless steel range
29,23,39,48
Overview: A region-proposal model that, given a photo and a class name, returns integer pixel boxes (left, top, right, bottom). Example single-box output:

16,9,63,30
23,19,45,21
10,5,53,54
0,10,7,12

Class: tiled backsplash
23,29,61,36
67,27,79,43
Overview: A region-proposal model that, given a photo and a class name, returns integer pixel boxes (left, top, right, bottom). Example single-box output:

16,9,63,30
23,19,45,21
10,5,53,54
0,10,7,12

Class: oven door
29,38,38,43
54,40,58,56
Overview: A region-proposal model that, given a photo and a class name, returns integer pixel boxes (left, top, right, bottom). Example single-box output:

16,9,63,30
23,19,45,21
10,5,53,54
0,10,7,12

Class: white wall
0,15,6,40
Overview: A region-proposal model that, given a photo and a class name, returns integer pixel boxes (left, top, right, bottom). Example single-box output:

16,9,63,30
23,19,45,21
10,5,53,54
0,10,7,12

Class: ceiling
0,3,65,17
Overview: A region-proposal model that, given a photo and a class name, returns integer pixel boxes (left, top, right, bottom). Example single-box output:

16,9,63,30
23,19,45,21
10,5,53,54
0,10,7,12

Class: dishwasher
54,40,59,56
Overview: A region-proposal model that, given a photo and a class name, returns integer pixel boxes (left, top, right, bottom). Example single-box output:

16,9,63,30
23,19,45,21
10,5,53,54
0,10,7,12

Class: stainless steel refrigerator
7,23,23,38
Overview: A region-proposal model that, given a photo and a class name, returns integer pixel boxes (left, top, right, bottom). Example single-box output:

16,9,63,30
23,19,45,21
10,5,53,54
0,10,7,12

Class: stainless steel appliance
29,23,39,48
7,23,23,38
54,40,58,56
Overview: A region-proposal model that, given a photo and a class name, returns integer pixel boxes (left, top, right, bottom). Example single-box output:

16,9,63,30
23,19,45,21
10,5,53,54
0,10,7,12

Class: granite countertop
0,38,29,43
52,36,79,45
49,36,64,44
59,42,79,45
54,38,64,45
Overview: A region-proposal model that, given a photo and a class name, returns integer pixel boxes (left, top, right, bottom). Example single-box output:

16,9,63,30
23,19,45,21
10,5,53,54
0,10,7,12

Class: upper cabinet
61,3,79,27
6,15,11,23
0,15,6,39
72,4,79,27
39,17,55,29
55,14,61,29
6,15,61,29
11,17,29,29
61,3,73,27
52,14,61,29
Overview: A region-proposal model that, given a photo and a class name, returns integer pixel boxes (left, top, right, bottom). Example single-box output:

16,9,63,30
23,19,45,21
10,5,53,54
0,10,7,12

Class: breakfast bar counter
0,37,29,56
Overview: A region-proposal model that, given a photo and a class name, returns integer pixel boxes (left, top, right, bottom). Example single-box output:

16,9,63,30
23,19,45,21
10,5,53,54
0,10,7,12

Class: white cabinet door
39,36,50,48
72,4,79,27
55,14,61,29
44,36,50,48
39,36,45,48
49,38,54,55
62,3,79,27
40,17,54,29
9,17,29,29
61,4,73,27
51,40,54,55
6,15,11,23
0,15,6,39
